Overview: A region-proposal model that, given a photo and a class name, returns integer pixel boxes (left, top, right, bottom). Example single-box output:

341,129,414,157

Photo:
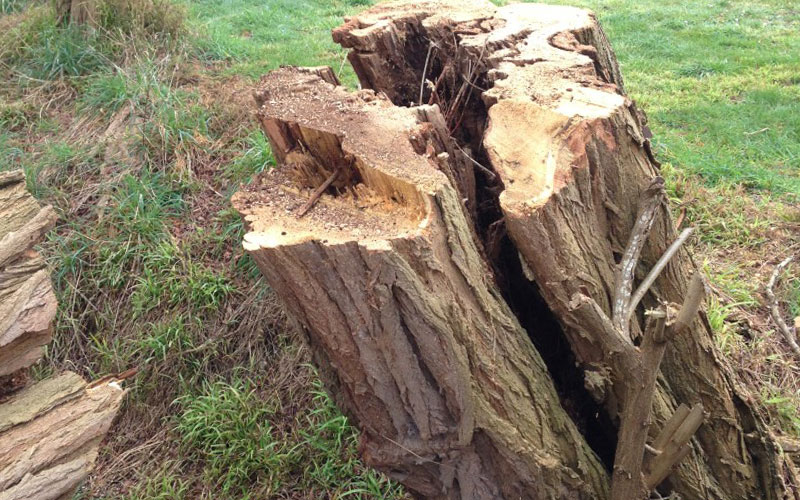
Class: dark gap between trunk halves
357,33,618,468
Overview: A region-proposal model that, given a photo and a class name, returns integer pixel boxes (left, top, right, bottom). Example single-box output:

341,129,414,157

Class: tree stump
0,170,126,500
234,67,608,499
235,2,798,498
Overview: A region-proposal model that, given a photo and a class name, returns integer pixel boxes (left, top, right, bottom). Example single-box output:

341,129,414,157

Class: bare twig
627,227,694,327
419,42,435,106
295,168,340,218
613,178,665,335
666,272,705,340
455,144,497,182
766,255,800,355
675,207,686,230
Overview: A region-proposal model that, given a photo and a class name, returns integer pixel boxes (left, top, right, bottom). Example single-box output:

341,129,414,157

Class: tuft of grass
706,295,745,353
176,377,289,496
121,467,190,500
176,375,403,498
223,129,273,184
95,0,186,40
1,0,25,13
763,391,800,438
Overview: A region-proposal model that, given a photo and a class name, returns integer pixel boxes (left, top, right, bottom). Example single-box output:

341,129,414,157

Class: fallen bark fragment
0,170,58,379
0,170,126,500
0,372,126,500
234,67,608,499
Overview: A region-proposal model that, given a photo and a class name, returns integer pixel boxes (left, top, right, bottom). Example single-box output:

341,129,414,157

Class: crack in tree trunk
234,2,800,499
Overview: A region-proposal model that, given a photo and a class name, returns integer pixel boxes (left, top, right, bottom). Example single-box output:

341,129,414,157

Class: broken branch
645,404,704,490
627,227,694,327
612,177,665,336
766,255,799,355
666,272,705,340
295,168,341,218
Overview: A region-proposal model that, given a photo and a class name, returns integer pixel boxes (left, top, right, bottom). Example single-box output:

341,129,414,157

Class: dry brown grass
669,169,800,438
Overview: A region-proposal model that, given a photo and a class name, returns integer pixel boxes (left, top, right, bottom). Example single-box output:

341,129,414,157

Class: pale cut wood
333,2,798,498
0,372,125,500
0,170,58,378
234,67,608,499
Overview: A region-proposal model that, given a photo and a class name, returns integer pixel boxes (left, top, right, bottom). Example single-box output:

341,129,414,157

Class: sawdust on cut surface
235,68,459,247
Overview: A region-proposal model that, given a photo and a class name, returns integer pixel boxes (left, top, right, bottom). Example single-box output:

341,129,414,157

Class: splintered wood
234,68,608,499
0,170,125,500
235,1,799,499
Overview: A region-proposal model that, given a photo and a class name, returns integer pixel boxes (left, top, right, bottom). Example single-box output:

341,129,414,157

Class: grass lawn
0,0,798,498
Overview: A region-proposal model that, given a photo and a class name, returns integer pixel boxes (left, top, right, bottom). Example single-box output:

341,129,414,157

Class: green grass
173,376,401,498
0,0,798,496
516,0,800,198
187,0,363,85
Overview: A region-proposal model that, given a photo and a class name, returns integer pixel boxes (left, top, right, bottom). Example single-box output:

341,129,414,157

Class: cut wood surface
333,1,798,498
0,170,126,500
235,2,798,499
234,67,608,499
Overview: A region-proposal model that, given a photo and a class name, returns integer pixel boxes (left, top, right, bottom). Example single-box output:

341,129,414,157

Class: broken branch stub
333,1,798,498
234,67,608,499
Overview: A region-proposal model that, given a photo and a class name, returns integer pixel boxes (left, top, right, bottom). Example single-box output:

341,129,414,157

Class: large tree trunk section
0,170,58,382
0,170,126,500
331,2,796,499
233,67,608,499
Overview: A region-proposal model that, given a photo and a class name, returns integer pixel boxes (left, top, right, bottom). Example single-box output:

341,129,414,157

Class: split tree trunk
332,2,796,499
234,2,797,499
0,170,125,500
234,67,608,499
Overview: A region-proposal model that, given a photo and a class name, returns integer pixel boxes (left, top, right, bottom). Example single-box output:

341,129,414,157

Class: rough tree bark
0,170,58,382
0,170,126,500
234,2,797,499
330,2,797,499
234,67,608,499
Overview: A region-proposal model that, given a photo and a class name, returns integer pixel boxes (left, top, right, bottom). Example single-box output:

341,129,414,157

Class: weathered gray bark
0,373,125,500
0,170,126,500
0,170,58,380
234,67,608,499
